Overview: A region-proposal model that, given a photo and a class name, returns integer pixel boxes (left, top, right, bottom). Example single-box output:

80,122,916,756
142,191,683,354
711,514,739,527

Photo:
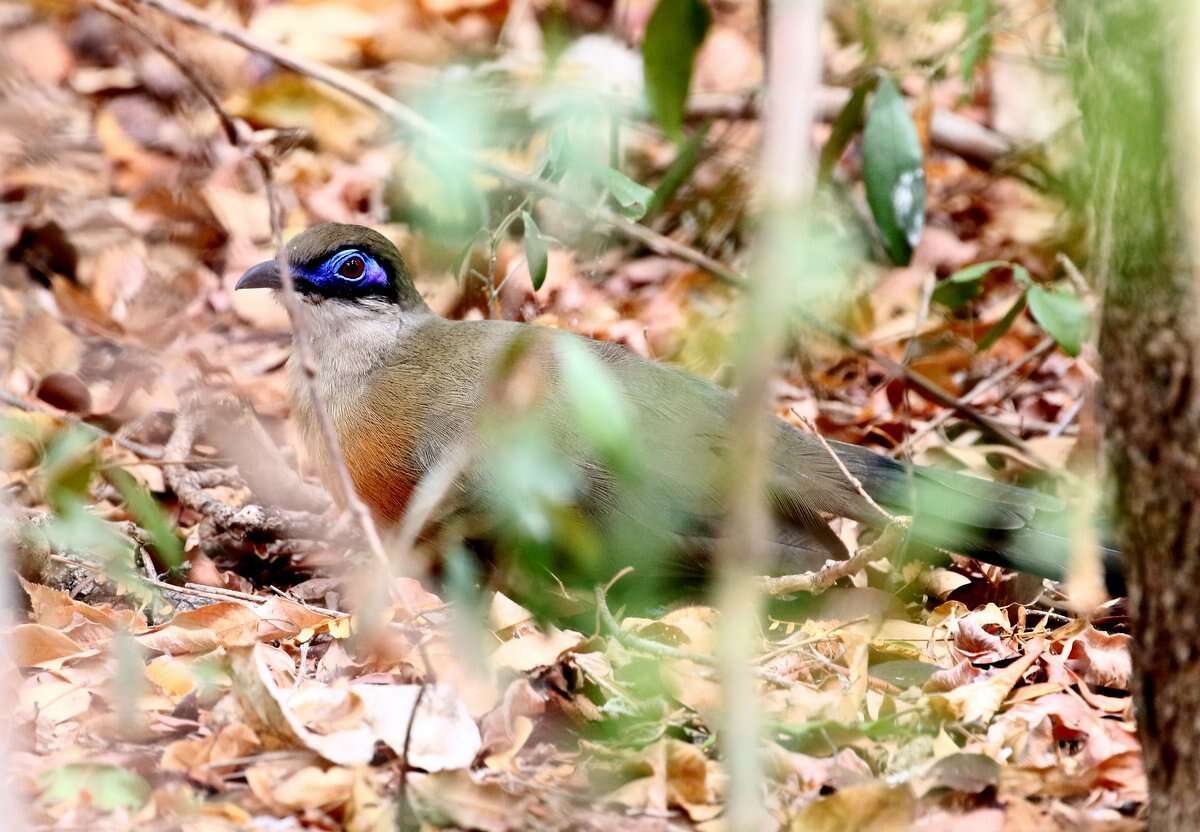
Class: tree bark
1060,1,1200,826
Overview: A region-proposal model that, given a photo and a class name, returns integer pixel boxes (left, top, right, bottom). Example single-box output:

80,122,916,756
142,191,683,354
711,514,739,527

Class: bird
236,222,1123,595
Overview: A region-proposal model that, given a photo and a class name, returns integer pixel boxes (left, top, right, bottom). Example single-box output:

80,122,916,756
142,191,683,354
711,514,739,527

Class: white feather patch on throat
286,296,412,415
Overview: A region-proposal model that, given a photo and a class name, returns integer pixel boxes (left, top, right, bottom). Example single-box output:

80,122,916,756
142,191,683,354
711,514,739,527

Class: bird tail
829,441,1125,595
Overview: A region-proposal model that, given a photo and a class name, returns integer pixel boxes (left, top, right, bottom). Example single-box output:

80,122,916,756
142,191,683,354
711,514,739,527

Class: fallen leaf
408,770,520,832
12,623,86,666
788,781,915,831
230,644,480,769
492,626,583,673
933,637,1045,724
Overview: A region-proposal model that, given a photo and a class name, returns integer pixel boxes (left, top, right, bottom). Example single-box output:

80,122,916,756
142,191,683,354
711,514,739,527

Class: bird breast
286,300,425,522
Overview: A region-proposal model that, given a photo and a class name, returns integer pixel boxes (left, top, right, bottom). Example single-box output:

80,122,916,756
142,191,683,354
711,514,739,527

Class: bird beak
235,260,282,290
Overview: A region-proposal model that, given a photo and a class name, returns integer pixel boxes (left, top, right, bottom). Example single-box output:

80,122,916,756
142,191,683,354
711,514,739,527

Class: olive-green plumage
238,223,1122,589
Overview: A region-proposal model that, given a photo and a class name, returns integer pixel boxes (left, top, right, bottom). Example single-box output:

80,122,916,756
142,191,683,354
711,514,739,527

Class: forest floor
0,0,1144,828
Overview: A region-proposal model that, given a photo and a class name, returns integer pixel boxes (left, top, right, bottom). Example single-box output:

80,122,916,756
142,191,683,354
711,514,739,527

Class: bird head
235,223,427,313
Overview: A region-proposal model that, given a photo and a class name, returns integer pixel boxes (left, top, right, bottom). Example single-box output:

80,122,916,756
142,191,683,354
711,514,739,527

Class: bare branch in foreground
757,518,908,597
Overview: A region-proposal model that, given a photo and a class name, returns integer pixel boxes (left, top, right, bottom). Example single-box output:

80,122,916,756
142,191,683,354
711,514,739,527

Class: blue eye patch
296,248,391,297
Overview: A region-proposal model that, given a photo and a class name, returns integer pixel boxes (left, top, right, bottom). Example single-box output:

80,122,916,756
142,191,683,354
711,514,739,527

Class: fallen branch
893,336,1057,456
163,394,326,539
127,0,1038,455
757,518,909,597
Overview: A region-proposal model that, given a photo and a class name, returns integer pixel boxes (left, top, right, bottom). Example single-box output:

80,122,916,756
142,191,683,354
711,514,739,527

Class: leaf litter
0,0,1142,828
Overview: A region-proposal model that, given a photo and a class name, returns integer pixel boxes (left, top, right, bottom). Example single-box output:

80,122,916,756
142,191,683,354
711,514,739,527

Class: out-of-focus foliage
862,74,927,265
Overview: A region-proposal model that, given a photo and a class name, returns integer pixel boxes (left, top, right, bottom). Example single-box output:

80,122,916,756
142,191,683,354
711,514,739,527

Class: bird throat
286,297,423,519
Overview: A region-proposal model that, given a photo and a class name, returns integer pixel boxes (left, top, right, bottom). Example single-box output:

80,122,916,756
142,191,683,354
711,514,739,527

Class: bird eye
338,255,366,280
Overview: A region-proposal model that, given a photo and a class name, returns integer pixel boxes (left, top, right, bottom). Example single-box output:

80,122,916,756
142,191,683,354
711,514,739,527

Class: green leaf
104,467,183,568
642,0,711,139
818,78,872,184
976,292,1026,352
451,229,486,284
590,165,655,220
538,126,570,180
556,338,637,477
646,123,710,219
1027,284,1090,356
960,0,994,84
862,74,926,265
42,427,98,513
521,210,549,291
932,260,1008,309
40,764,151,812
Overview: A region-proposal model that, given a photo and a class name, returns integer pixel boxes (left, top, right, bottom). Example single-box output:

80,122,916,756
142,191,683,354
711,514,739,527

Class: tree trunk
1060,1,1200,826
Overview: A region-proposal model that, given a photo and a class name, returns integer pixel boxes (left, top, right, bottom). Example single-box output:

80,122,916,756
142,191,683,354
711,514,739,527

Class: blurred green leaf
591,165,655,220
932,260,1009,308
818,78,871,184
960,0,994,84
445,542,481,608
539,126,570,180
451,229,486,285
104,467,183,568
1011,263,1033,287
557,338,638,476
862,75,926,265
646,123,710,219
44,500,117,553
642,0,711,139
488,426,580,542
976,293,1027,351
42,428,97,513
1027,284,1089,356
521,210,549,291
40,764,150,812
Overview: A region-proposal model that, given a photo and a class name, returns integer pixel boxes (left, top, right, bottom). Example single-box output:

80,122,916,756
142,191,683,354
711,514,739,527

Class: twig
127,0,1037,454
259,172,394,578
105,0,395,582
92,0,242,146
45,546,351,618
684,88,1012,164
791,411,896,523
163,395,326,538
1048,395,1086,438
757,518,908,596
892,337,1056,455
396,680,428,832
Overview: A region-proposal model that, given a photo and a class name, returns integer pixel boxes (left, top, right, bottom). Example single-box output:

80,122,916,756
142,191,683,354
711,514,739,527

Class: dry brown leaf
272,765,356,811
479,678,546,770
788,781,916,832
136,598,331,655
230,644,480,768
21,577,147,635
408,770,520,832
19,675,92,727
491,626,583,673
12,623,87,666
487,591,533,632
933,637,1045,724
